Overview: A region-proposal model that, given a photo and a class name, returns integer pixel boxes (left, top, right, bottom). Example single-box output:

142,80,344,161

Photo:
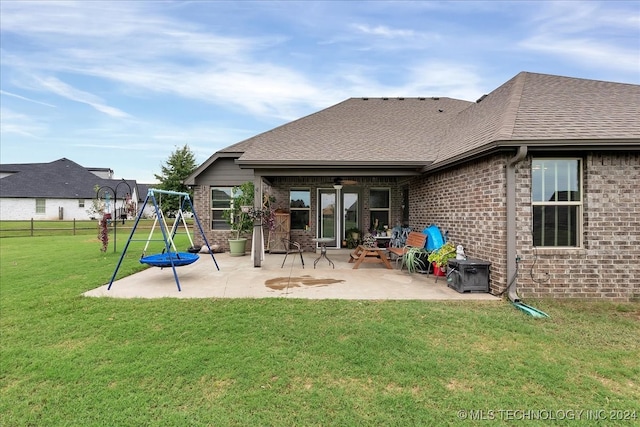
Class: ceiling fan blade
341,179,358,185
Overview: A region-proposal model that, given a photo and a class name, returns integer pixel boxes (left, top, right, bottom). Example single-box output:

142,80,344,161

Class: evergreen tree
154,144,198,214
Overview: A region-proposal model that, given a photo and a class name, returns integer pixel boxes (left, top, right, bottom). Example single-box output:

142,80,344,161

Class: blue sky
1,1,639,183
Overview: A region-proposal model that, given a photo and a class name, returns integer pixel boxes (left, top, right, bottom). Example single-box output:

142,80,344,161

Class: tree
154,144,198,214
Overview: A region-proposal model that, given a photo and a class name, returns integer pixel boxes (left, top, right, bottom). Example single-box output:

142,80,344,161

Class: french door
317,188,359,248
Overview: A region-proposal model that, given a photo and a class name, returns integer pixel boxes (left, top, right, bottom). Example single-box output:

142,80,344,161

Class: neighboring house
186,71,639,300
0,158,141,221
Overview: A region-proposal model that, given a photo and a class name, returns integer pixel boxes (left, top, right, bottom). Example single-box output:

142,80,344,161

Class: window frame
289,188,311,230
369,188,391,230
210,186,233,230
531,158,583,248
35,198,46,215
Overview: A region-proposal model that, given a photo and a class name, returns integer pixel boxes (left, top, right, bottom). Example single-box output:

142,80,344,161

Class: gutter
422,139,640,174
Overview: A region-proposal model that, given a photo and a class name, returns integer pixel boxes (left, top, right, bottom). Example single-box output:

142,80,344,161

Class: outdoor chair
388,231,428,270
281,238,304,268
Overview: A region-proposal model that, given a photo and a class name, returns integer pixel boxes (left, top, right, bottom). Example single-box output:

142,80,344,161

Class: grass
0,219,195,238
1,234,639,426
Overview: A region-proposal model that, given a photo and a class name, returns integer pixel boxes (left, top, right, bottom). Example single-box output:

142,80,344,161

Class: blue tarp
423,224,445,251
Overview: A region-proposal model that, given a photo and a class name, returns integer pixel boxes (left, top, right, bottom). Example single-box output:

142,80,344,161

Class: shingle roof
436,72,640,165
232,97,473,164
207,72,639,172
0,158,137,199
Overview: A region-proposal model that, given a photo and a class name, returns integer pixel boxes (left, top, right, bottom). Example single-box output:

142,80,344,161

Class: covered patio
85,249,500,301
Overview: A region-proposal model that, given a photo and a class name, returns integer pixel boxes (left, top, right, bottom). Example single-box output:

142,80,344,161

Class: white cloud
520,36,640,74
1,0,638,179
0,108,47,138
520,1,640,74
35,76,131,119
352,24,417,38
0,90,56,108
1,1,328,122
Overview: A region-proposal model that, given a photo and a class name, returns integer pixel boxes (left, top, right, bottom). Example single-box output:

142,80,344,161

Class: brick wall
410,154,508,295
516,152,640,301
411,152,639,301
192,177,405,253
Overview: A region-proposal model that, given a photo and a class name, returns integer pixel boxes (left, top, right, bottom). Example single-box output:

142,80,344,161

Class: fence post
31,218,34,237
73,218,76,235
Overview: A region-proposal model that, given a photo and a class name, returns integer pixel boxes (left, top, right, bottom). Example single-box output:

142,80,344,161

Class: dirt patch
265,275,345,290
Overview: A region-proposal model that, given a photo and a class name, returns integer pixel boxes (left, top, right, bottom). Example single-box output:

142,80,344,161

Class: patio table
312,237,335,268
348,245,393,269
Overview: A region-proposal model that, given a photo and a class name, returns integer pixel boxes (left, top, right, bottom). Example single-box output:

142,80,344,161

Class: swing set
107,188,219,291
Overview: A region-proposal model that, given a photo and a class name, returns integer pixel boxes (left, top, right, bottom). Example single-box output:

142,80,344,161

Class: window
35,198,46,214
369,188,390,231
211,187,232,230
531,159,582,247
78,199,85,208
290,189,310,230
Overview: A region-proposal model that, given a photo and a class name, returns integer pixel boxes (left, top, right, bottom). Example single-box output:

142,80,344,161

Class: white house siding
0,198,93,220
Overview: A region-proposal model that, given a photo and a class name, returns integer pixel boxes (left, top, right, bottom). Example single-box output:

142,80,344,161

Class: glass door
343,191,359,239
318,189,338,248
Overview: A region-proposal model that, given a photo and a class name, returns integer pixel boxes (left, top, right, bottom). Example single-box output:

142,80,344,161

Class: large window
531,159,582,247
369,188,390,232
290,189,310,230
35,198,46,214
211,187,232,230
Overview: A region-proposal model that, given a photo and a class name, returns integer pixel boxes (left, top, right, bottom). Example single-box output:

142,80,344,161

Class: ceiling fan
333,177,358,186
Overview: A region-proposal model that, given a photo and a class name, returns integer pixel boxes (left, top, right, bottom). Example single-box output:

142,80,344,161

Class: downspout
253,174,263,268
506,145,527,302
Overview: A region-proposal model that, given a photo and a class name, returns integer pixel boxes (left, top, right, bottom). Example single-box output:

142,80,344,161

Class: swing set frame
107,188,219,291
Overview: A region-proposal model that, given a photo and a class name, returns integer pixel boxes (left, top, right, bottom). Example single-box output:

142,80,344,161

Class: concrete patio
84,249,501,301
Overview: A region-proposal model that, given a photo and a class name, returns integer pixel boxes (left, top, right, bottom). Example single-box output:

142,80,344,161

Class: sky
1,1,639,184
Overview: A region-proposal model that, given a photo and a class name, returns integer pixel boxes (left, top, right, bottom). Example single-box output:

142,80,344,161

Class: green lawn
0,219,194,238
1,234,638,426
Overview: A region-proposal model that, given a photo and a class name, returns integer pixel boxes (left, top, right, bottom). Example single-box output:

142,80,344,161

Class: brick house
185,72,640,300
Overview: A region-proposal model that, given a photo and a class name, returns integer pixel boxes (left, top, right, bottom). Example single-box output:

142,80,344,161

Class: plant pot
433,263,446,276
228,238,247,257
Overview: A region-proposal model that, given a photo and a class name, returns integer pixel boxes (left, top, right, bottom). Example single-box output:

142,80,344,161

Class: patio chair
281,238,305,268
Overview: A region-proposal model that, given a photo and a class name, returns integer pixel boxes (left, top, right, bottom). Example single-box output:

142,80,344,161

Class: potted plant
345,227,361,249
427,242,456,276
403,246,430,273
222,181,255,256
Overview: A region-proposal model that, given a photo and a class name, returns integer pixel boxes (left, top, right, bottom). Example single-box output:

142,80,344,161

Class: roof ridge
494,72,528,141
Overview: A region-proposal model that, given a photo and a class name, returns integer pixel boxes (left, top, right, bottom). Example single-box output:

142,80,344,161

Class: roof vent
419,97,426,101
476,94,488,103
382,97,389,100
398,97,404,100
438,109,444,113
362,97,369,100
432,97,440,100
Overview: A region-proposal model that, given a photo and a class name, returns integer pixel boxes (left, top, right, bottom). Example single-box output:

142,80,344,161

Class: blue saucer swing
108,189,219,291
140,251,199,268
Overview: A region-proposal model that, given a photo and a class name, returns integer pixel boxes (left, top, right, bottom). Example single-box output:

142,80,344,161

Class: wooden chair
281,238,304,268
387,231,428,270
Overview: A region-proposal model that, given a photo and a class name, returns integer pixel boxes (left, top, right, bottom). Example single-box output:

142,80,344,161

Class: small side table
312,237,335,269
374,236,391,248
